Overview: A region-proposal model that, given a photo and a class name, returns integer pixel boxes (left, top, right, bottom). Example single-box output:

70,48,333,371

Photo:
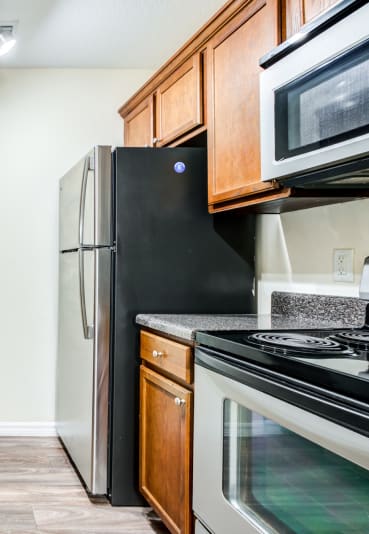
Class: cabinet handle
152,350,164,358
152,137,158,144
174,397,186,406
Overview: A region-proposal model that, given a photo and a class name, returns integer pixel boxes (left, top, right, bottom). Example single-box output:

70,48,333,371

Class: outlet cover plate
333,248,354,282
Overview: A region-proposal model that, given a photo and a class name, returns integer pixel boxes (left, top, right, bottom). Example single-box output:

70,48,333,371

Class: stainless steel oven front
260,2,369,188
193,347,369,534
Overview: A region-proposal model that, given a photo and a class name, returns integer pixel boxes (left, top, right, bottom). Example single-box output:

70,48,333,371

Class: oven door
193,348,369,534
260,2,369,186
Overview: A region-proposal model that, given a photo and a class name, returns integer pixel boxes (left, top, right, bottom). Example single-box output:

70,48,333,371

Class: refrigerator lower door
57,248,110,495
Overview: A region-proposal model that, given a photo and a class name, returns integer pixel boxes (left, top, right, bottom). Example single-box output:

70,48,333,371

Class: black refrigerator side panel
109,147,255,505
115,147,254,312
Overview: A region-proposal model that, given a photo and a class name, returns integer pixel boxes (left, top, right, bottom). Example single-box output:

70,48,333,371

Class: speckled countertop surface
135,292,368,342
135,312,365,342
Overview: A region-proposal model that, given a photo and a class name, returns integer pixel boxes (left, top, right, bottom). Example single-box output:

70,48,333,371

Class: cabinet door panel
207,0,280,205
124,95,154,147
284,0,340,40
156,55,203,146
140,366,192,534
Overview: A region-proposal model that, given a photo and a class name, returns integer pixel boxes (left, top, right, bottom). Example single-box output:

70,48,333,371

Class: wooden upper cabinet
156,54,204,147
284,0,340,40
124,95,154,147
207,0,281,207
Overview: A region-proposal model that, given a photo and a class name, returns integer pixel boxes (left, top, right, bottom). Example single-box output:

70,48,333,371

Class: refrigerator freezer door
59,146,112,251
57,248,110,495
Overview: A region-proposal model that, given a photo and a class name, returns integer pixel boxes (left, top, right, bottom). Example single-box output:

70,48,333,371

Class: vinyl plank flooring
0,484,87,504
0,437,168,534
33,505,159,531
0,504,36,531
0,438,62,449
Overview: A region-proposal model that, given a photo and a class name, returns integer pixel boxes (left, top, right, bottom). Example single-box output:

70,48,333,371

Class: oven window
275,37,369,161
223,399,369,533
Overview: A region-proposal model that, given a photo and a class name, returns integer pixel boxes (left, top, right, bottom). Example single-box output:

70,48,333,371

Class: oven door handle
195,348,369,472
195,347,369,439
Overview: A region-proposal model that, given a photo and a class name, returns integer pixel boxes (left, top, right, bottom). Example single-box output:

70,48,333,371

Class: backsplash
271,291,368,327
256,198,369,313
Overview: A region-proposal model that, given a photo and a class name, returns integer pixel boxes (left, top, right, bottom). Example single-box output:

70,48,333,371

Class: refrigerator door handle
79,249,94,339
79,155,91,247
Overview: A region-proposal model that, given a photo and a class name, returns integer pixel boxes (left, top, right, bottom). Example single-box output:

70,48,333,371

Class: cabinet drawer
140,331,193,384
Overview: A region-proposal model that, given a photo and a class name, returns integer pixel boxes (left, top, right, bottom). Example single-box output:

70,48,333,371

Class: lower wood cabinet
139,331,194,534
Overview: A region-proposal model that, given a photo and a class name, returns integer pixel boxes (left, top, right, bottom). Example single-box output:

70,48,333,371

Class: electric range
194,320,369,534
196,323,369,406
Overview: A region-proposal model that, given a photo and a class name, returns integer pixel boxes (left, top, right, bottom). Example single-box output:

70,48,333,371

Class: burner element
330,331,369,350
247,332,356,358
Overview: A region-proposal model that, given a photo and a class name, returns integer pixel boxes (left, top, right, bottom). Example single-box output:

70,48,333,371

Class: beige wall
256,198,369,313
0,68,153,425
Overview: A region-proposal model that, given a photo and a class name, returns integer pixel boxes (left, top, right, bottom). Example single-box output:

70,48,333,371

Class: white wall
256,198,369,313
0,68,153,425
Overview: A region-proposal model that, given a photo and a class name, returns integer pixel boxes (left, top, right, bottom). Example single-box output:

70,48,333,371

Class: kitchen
1,0,369,532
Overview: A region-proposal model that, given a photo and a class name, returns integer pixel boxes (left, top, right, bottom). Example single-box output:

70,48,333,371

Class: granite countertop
135,313,363,342
136,292,368,342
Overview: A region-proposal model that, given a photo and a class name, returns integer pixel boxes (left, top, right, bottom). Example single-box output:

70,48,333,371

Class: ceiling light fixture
0,25,16,57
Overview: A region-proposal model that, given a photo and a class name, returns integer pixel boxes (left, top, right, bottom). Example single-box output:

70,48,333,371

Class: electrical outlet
333,249,354,282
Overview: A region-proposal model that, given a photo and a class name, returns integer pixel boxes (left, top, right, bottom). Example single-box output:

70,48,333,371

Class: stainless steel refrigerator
57,145,255,506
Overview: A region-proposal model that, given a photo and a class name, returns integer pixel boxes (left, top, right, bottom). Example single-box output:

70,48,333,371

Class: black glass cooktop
195,327,369,404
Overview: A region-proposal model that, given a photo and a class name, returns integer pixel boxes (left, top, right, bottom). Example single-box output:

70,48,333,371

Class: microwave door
260,3,369,184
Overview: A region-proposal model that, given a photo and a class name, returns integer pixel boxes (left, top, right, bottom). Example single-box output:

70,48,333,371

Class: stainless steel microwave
260,3,369,189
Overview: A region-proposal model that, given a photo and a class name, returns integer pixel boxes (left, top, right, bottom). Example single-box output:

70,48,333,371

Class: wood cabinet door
156,55,203,146
284,0,340,40
124,95,154,147
207,0,280,206
140,365,193,534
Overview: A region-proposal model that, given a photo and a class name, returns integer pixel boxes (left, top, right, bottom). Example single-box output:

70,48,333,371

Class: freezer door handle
79,249,94,339
79,155,91,247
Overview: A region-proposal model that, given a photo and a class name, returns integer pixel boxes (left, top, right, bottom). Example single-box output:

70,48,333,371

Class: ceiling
0,0,226,68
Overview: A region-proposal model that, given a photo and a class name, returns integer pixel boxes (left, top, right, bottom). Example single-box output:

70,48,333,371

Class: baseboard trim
0,422,57,437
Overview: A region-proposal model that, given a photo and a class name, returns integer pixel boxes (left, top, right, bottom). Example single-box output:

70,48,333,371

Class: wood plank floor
0,437,169,533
